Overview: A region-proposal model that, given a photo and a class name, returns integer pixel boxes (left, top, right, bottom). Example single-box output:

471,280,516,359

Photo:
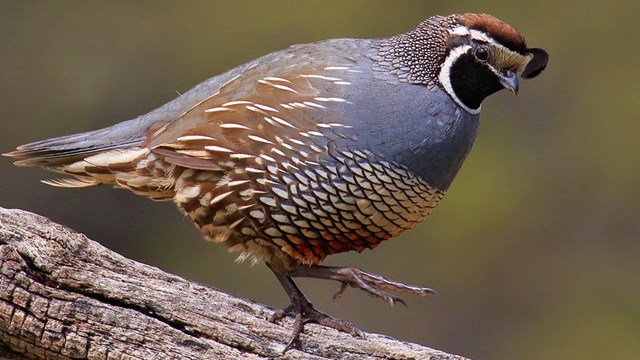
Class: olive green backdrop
1,1,638,359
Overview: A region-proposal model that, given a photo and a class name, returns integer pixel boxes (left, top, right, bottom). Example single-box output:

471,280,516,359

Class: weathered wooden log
0,207,468,359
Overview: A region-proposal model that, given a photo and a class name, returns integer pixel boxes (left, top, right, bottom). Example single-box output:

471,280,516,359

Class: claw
272,298,365,353
390,297,407,307
268,264,431,353
269,304,294,323
332,283,348,303
268,265,366,353
288,265,437,307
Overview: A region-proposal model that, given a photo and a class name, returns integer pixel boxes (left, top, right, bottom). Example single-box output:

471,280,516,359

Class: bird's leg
268,265,364,352
286,265,437,306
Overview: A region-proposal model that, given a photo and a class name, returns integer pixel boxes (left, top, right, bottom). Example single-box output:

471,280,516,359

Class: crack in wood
0,207,470,360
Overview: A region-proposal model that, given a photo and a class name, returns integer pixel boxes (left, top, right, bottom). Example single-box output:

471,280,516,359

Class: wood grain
0,207,469,359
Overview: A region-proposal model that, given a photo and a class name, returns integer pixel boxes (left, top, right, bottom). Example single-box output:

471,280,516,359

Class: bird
4,13,548,351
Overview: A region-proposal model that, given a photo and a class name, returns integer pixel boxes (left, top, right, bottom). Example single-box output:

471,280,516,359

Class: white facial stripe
469,29,493,43
450,27,494,44
438,44,481,115
450,26,470,36
451,27,529,76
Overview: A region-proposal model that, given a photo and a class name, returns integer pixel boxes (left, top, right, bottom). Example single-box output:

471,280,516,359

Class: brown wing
143,56,370,264
144,60,357,167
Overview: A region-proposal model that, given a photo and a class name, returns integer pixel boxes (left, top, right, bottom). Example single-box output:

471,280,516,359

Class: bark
0,207,469,360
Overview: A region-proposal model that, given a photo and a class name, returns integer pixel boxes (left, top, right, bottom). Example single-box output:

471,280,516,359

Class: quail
4,13,548,350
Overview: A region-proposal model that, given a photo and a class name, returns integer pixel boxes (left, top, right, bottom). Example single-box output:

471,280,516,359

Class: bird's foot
288,265,437,306
270,297,364,352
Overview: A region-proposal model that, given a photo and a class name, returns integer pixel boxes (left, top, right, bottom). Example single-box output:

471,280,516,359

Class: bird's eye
474,46,489,61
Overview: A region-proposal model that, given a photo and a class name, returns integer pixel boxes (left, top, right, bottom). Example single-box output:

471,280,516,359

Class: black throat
449,54,504,110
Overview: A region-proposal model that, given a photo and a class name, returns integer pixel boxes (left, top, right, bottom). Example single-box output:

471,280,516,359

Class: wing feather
146,57,357,171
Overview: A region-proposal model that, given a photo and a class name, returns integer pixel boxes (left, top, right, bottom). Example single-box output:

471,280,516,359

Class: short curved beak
498,70,519,95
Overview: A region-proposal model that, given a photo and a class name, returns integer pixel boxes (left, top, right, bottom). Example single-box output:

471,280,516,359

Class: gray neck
336,77,479,191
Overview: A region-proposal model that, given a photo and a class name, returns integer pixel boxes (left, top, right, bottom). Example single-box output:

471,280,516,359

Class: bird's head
377,13,548,114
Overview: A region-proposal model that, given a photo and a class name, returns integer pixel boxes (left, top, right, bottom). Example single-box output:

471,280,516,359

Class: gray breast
329,70,480,192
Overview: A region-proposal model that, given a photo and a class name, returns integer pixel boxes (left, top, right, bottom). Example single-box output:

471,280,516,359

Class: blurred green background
1,1,638,359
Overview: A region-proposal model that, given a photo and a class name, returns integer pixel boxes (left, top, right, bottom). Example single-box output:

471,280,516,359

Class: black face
449,44,505,110
448,43,549,110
